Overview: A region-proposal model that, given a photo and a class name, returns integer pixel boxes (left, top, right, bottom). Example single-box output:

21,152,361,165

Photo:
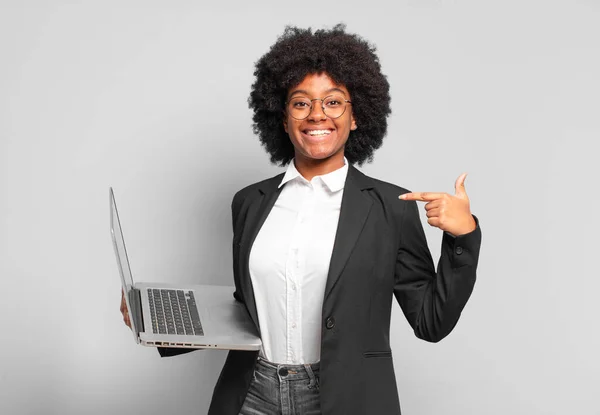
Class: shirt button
292,323,297,328
326,317,335,329
455,246,463,255
292,283,296,291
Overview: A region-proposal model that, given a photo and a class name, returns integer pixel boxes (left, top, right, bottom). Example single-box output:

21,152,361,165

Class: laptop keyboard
147,289,204,336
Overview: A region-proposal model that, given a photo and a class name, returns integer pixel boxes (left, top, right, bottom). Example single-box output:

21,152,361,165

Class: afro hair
248,23,391,166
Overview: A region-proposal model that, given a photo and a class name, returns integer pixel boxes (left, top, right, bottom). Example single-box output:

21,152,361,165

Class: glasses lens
288,98,312,120
323,95,347,119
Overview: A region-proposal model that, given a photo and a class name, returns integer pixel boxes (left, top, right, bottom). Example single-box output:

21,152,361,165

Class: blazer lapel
324,165,373,301
238,177,283,335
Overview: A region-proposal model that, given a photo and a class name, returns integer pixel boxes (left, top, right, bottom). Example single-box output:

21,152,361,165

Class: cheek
336,120,353,138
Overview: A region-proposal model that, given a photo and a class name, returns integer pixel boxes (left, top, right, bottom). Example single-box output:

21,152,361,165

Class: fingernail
398,195,406,200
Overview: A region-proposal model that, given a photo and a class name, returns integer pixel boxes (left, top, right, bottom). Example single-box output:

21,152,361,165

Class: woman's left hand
398,173,477,236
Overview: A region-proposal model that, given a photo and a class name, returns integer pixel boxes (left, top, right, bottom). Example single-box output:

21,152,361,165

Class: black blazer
165,165,482,415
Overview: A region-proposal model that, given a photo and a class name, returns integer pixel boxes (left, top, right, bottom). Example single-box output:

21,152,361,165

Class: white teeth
306,130,331,136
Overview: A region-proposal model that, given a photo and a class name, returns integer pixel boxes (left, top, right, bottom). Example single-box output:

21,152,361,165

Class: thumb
454,173,468,198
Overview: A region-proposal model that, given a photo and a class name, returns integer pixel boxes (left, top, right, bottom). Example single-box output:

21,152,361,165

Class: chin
301,147,343,161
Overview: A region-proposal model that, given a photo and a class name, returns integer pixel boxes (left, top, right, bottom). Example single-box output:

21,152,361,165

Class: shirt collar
278,157,349,192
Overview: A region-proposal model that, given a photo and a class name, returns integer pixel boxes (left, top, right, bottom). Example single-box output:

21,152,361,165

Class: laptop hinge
129,288,145,334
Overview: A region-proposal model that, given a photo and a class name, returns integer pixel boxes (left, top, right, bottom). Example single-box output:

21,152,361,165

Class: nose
307,99,327,121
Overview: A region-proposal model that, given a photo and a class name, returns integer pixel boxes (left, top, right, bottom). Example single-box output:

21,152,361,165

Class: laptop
109,187,261,351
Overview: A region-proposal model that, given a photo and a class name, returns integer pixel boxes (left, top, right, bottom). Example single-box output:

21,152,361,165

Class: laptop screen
109,187,140,338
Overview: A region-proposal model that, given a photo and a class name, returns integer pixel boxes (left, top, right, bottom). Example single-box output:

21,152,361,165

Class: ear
350,113,357,131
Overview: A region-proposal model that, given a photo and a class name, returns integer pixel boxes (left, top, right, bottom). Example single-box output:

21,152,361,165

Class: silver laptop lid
109,187,141,342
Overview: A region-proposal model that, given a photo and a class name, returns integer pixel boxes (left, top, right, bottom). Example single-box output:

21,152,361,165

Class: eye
324,96,345,107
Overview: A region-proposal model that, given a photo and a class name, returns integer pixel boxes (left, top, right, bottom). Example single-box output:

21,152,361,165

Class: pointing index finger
399,192,445,201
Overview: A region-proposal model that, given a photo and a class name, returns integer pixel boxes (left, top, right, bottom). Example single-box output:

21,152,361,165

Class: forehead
288,72,350,97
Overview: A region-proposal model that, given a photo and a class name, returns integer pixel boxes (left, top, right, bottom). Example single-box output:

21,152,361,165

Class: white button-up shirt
249,158,348,364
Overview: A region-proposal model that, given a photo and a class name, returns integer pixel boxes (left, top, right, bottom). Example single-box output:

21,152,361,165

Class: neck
293,152,345,181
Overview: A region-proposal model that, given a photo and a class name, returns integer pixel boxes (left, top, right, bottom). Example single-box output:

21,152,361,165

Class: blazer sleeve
394,198,482,342
157,345,197,357
231,190,245,304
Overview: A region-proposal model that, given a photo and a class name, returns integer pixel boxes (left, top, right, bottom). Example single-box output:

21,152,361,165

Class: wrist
455,216,477,236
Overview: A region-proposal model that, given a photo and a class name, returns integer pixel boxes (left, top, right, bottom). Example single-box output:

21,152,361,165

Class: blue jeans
239,357,321,415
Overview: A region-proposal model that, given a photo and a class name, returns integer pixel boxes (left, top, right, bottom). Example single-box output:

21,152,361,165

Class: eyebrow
288,87,348,99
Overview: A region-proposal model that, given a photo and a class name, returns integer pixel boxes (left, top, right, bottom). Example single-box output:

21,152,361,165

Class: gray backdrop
1,1,598,414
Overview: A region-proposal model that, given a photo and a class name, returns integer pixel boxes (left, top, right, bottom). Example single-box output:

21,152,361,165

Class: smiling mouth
303,129,333,137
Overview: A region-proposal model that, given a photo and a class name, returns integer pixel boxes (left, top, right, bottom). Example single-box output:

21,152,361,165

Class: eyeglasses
285,94,352,120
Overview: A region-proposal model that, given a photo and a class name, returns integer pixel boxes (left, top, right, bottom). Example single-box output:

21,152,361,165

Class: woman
121,24,482,415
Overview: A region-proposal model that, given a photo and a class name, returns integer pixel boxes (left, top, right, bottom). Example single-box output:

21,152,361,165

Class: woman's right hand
121,289,132,329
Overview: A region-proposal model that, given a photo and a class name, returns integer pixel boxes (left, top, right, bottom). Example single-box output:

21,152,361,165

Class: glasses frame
285,95,353,120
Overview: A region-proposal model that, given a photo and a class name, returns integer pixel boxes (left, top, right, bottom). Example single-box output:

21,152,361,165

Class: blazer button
455,246,463,255
326,317,335,329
